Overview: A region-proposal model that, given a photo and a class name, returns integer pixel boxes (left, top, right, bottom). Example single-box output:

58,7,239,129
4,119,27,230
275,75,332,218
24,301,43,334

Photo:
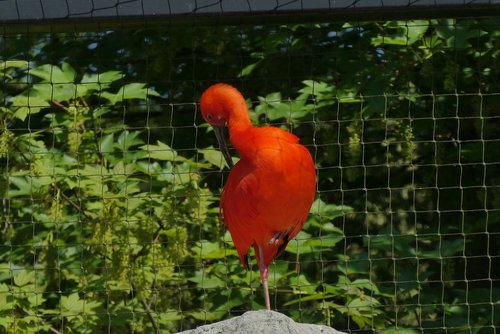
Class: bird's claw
269,231,286,246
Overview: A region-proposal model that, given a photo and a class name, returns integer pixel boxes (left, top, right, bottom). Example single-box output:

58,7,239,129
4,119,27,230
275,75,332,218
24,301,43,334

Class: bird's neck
227,105,252,157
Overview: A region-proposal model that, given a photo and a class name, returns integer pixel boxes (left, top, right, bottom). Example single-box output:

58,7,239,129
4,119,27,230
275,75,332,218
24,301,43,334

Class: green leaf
299,80,333,97
337,258,370,275
193,241,237,260
348,297,381,314
29,63,76,83
81,70,123,90
198,146,237,169
10,95,50,121
238,52,264,78
286,231,343,254
13,107,30,122
13,270,35,287
61,293,83,316
310,198,353,219
290,274,318,294
79,70,123,93
115,130,144,151
30,82,79,102
93,106,112,117
372,20,429,46
405,20,430,43
112,160,136,177
255,92,293,121
0,316,14,328
120,83,160,98
189,310,227,322
350,279,381,294
140,140,183,161
8,176,34,197
284,292,336,306
101,83,159,104
1,60,29,70
238,62,259,78
337,87,362,103
436,25,487,49
158,311,183,323
188,269,226,289
99,133,115,154
0,284,12,312
61,293,100,318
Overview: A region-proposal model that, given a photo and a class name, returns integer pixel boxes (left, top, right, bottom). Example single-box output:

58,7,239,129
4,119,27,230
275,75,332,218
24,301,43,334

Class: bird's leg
257,244,271,310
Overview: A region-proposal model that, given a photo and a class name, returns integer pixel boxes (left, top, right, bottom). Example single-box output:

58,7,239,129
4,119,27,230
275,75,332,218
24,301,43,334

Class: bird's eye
207,114,213,121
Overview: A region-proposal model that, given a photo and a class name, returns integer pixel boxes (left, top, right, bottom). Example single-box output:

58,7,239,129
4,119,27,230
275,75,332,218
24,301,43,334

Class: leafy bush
2,61,192,332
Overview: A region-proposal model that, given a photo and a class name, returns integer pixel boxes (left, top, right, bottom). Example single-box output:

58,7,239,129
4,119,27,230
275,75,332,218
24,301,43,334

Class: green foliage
1,17,499,333
231,19,500,332
0,61,192,332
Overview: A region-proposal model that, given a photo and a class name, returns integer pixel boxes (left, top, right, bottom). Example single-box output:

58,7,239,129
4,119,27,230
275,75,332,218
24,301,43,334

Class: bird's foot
268,231,286,246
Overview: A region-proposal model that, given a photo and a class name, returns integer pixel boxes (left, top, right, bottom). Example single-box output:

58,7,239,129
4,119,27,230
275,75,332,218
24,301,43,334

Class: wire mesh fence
2,0,500,31
1,6,500,334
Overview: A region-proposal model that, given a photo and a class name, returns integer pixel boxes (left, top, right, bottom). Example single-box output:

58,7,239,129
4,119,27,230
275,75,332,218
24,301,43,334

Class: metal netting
1,0,500,30
1,3,500,334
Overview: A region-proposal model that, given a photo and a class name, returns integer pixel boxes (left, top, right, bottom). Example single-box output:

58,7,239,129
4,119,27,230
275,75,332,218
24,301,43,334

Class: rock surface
176,310,346,334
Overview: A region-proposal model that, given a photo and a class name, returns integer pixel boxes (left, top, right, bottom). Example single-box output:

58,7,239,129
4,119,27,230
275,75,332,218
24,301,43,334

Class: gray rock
176,310,346,334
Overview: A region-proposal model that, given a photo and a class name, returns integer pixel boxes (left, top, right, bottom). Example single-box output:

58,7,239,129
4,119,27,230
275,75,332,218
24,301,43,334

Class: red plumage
200,83,316,309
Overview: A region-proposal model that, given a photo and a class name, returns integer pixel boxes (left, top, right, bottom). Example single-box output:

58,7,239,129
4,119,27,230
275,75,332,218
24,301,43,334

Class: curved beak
213,125,234,169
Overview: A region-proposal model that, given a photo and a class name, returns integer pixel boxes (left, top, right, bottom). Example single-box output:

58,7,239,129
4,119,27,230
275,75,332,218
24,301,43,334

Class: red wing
220,127,316,268
220,163,259,268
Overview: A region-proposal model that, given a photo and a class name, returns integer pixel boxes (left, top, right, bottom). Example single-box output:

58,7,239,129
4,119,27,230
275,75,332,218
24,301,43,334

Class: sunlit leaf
99,133,115,154
10,95,50,121
101,83,159,104
188,269,226,289
29,63,76,83
82,70,123,89
310,198,353,219
286,231,343,254
199,146,238,169
13,270,35,287
193,241,237,260
116,130,144,151
140,140,184,161
189,310,227,322
284,292,336,306
238,62,259,77
372,20,429,46
1,60,29,70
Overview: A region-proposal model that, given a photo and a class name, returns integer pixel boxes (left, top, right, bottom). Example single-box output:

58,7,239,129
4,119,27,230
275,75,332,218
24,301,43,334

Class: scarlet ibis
200,83,316,310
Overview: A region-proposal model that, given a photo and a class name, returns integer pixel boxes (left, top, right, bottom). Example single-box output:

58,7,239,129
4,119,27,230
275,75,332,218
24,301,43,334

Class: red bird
200,83,316,310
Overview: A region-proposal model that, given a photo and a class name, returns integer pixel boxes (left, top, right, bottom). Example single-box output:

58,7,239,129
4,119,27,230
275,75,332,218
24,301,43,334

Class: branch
51,99,68,111
58,189,95,222
130,216,165,263
49,327,62,334
130,279,161,333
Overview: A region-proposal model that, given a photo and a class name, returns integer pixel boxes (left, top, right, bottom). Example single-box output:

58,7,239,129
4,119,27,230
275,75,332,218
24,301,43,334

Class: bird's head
200,83,246,168
200,83,245,126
